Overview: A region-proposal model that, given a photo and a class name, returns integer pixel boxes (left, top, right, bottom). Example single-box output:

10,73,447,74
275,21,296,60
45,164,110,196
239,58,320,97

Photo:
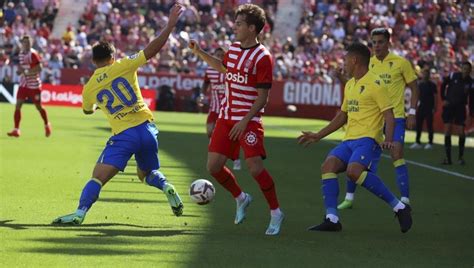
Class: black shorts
442,105,466,126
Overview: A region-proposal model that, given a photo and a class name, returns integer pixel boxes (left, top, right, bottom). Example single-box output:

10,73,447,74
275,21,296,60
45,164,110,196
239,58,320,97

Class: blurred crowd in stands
1,0,473,84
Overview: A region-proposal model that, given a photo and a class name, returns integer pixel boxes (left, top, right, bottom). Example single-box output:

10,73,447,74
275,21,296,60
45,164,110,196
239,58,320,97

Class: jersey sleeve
255,54,273,89
30,52,41,68
341,83,349,112
372,82,393,112
118,50,147,72
81,85,94,112
401,58,417,84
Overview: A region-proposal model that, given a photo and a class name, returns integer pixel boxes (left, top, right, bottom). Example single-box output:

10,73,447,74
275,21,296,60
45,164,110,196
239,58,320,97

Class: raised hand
168,3,184,27
188,39,201,54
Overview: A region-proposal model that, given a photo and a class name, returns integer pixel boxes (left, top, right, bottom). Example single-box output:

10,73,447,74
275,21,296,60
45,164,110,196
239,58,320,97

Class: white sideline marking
270,125,474,181
382,154,474,181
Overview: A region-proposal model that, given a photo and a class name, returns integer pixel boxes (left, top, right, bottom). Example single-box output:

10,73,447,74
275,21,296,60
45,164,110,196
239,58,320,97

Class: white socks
271,208,282,217
326,214,339,223
392,201,406,212
345,193,354,201
400,197,410,204
235,192,246,203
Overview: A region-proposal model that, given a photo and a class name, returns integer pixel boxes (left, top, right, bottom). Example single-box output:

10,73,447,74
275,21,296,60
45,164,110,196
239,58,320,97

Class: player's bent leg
390,143,410,204
308,156,345,232
207,152,242,198
7,101,24,137
338,178,356,210
52,164,118,225
246,156,284,235
349,162,412,233
141,168,183,216
207,152,247,224
34,102,51,137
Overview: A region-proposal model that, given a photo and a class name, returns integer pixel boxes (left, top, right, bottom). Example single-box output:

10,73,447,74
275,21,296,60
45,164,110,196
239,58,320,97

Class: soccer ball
189,179,215,205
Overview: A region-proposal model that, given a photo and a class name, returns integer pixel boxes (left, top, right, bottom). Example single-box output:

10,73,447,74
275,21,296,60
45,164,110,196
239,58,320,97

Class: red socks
211,166,242,198
254,169,279,210
39,108,49,124
14,109,21,128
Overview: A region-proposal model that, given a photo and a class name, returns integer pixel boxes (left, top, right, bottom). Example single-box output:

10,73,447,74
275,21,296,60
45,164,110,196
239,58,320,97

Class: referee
411,68,438,149
440,61,473,165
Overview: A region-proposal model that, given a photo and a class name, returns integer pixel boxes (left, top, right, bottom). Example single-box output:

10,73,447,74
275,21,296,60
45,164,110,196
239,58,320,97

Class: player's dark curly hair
92,41,115,62
235,4,266,35
371,28,391,41
346,42,371,67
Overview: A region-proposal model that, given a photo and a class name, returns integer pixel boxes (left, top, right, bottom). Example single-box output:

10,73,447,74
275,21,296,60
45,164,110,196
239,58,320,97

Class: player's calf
145,170,183,216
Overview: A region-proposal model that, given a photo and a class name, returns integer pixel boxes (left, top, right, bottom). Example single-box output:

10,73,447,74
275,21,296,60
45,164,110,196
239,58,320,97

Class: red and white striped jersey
19,49,42,89
220,42,273,122
204,67,225,113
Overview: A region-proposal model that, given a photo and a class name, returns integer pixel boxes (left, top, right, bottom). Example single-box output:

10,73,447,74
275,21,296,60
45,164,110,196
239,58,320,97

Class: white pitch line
380,154,474,181
270,125,474,181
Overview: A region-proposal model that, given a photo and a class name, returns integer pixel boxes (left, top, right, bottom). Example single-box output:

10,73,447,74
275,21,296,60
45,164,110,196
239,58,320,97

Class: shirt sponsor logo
226,72,248,84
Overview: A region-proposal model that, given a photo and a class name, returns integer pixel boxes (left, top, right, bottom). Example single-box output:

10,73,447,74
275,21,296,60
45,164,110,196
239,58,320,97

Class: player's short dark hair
346,42,371,67
21,35,31,41
371,28,391,41
461,61,472,69
92,41,115,62
235,4,266,34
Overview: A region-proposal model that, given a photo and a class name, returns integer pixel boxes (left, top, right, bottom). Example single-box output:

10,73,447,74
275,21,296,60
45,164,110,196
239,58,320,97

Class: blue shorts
328,137,382,171
385,118,406,144
97,121,160,172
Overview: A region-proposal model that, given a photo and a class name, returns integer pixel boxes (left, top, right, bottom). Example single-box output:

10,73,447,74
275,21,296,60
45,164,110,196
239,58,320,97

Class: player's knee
321,159,336,174
346,166,363,182
247,163,263,177
206,161,222,174
390,144,403,160
246,157,264,177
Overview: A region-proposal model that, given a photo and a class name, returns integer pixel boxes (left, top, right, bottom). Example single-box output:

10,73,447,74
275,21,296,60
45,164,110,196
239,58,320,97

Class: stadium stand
0,1,472,83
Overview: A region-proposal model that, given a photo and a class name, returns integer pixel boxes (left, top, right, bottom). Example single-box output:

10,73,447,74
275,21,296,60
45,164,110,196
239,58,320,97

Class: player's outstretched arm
298,110,347,147
143,4,183,60
189,40,226,73
381,108,395,150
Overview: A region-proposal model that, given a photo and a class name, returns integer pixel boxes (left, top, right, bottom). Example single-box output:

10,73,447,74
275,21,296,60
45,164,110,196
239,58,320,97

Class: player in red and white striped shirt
202,48,242,171
202,48,227,137
190,4,284,235
7,35,51,138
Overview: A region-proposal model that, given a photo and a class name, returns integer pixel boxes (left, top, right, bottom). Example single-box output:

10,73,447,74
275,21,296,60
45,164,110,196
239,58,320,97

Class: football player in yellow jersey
298,43,412,233
338,28,418,210
53,4,184,225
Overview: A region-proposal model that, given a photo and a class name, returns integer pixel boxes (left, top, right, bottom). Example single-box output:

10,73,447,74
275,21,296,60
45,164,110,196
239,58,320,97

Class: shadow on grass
0,220,154,230
101,189,157,195
98,197,166,204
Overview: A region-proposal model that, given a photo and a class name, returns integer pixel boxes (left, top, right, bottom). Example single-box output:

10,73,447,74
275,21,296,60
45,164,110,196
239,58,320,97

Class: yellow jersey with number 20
82,50,153,134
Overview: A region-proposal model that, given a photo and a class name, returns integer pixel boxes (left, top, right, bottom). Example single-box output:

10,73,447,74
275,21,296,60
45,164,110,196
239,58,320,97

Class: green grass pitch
1,103,473,267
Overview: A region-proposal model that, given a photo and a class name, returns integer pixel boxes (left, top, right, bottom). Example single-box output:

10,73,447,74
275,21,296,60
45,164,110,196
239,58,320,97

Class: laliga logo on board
41,90,83,104
226,72,248,84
